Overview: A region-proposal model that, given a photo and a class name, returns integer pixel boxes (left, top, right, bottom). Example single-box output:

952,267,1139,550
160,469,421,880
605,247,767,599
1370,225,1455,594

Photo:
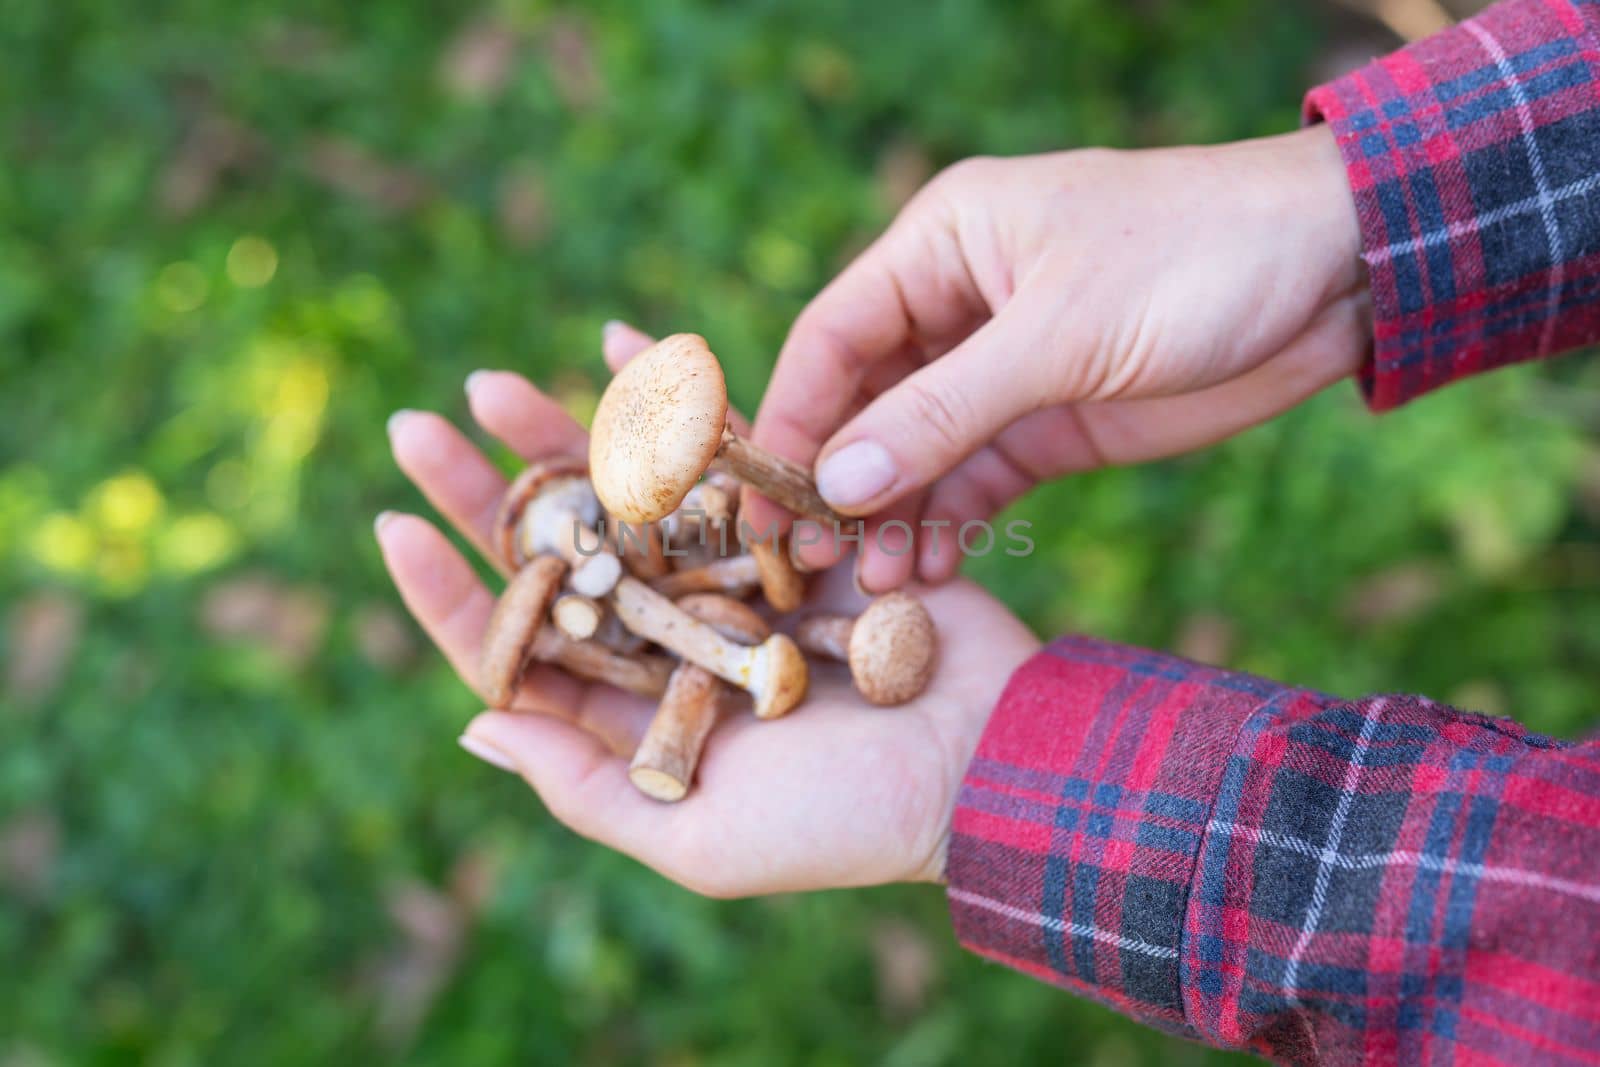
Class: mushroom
628,664,720,803
627,594,772,803
652,554,761,599
663,470,740,544
494,457,622,597
794,591,937,706
479,557,672,706
610,519,670,580
609,576,806,719
551,592,603,641
651,538,804,612
588,333,843,525
675,593,770,644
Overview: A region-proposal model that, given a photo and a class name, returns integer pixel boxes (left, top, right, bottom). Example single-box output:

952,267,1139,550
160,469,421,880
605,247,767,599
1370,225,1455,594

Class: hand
377,341,1040,896
747,125,1367,590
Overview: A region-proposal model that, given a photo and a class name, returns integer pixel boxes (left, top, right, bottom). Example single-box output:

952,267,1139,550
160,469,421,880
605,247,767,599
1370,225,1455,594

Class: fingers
464,370,588,463
463,709,675,861
601,320,656,371
378,511,653,751
854,492,924,594
388,409,510,572
917,443,1040,583
750,198,987,516
813,311,1042,516
375,510,529,700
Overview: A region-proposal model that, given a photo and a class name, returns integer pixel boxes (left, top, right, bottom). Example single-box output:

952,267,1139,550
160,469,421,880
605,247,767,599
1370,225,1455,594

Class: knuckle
918,155,997,209
937,154,998,188
897,379,974,456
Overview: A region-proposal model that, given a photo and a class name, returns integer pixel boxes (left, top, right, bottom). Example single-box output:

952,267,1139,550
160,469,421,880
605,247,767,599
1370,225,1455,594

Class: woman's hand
747,125,1368,590
377,333,1039,896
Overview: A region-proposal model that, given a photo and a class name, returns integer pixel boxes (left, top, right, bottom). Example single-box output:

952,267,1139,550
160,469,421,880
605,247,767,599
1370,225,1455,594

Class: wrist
908,621,1043,886
1275,124,1366,302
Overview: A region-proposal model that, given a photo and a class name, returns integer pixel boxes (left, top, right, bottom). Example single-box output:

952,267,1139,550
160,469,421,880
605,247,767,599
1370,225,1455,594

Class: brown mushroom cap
589,334,729,524
493,455,594,570
751,633,808,719
847,592,937,705
479,555,566,706
674,592,771,645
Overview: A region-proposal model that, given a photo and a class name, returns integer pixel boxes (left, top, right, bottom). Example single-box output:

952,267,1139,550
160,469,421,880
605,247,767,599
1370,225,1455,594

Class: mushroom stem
684,479,736,525
551,593,603,641
712,427,843,525
795,614,853,660
611,520,669,580
480,556,668,705
610,577,807,719
749,537,806,612
626,591,767,802
594,611,647,655
652,554,760,599
550,517,624,596
629,663,720,802
528,627,672,697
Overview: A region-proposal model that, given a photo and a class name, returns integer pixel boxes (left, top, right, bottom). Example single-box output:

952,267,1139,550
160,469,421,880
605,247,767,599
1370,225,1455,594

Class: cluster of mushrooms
478,334,939,802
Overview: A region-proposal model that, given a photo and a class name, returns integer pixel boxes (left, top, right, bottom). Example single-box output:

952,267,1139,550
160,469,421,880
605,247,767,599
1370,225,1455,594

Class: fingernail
374,510,398,537
464,370,491,397
602,319,625,343
386,409,417,439
459,733,518,773
817,440,898,509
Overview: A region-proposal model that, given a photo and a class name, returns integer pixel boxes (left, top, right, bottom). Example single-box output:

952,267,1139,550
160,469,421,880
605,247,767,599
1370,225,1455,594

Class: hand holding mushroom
471,333,947,803
379,335,1040,895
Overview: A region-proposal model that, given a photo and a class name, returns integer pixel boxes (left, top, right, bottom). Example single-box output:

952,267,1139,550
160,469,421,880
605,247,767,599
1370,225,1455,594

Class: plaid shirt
947,3,1600,1063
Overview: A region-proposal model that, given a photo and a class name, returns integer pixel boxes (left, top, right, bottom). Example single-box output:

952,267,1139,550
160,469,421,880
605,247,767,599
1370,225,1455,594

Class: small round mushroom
479,557,671,705
794,591,937,706
610,576,807,719
588,334,843,525
494,457,622,597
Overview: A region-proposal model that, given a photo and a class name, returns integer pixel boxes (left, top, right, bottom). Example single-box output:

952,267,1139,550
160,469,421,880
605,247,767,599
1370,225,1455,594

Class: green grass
3,1,1598,1063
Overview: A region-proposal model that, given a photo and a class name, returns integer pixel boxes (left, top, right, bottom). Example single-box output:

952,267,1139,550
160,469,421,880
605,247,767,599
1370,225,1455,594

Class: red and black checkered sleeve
1304,0,1600,410
947,636,1600,1063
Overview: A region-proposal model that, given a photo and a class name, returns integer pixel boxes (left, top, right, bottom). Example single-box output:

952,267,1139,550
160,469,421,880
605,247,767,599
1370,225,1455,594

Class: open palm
378,332,1039,896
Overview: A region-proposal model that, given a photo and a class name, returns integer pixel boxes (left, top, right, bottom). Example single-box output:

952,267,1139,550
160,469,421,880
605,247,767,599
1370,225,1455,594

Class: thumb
813,313,1046,515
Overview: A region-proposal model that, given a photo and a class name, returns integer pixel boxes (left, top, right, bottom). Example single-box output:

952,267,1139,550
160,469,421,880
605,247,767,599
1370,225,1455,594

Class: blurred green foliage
2,0,1597,1063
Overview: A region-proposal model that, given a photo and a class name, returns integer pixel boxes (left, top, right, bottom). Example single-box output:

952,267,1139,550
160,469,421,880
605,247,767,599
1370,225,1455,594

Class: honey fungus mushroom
479,556,672,707
795,591,937,706
588,333,842,525
493,456,622,597
627,593,773,803
609,576,808,720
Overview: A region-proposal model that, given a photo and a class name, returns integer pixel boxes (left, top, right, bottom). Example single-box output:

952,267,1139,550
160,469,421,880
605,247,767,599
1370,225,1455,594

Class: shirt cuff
945,636,1333,1039
1304,0,1600,411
